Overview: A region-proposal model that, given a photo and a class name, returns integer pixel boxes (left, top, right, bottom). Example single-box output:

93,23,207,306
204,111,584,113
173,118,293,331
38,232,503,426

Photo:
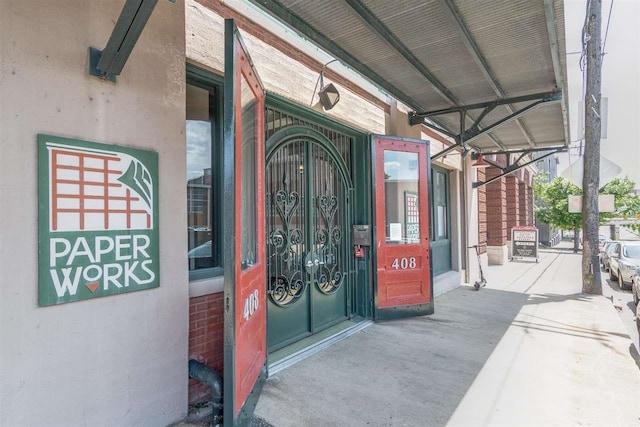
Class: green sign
38,134,159,306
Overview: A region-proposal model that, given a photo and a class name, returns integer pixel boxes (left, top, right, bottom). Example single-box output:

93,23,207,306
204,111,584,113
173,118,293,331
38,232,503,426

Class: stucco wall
0,1,188,426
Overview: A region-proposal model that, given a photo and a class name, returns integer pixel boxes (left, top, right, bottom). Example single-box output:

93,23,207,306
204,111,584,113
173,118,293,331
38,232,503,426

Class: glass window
186,80,219,274
437,205,447,239
623,245,640,258
384,150,420,244
434,170,448,240
240,75,257,269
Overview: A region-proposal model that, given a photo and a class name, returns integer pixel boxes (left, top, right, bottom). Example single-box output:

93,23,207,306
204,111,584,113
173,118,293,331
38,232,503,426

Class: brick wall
188,293,225,404
519,182,528,226
485,167,507,246
491,153,508,169
506,176,520,234
477,168,487,254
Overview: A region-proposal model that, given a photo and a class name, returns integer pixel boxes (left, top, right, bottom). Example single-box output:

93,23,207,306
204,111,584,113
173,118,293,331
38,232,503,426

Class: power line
579,0,591,72
602,0,614,62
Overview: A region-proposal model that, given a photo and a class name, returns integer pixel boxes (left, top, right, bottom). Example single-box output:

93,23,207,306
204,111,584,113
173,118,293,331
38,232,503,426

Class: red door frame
372,135,434,321
223,19,267,425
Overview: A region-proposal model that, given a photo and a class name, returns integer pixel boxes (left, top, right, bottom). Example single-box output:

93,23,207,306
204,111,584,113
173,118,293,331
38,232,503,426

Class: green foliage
534,175,582,230
534,176,640,230
599,177,640,219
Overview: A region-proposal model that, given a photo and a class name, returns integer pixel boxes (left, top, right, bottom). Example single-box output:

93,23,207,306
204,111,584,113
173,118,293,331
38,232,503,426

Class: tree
535,176,640,254
534,175,582,252
600,177,640,219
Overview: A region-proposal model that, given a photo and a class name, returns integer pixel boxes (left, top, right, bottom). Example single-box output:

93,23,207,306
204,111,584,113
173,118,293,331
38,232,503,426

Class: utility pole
582,0,602,294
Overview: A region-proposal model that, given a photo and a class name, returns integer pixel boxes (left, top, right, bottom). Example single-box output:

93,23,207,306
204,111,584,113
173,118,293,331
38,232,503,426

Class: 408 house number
243,289,259,321
391,257,417,270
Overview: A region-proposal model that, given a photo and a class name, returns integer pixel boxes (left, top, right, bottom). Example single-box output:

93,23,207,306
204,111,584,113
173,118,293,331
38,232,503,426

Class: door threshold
268,318,373,376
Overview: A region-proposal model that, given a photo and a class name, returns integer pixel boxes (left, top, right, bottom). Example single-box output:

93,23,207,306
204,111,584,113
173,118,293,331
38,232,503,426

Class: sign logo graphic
38,135,159,306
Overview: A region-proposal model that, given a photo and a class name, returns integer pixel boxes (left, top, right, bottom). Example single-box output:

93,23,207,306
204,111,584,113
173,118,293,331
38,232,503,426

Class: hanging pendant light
471,154,490,168
318,82,340,110
311,59,341,111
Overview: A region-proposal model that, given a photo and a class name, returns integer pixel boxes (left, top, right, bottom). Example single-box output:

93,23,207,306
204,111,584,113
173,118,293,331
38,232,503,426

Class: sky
559,0,640,189
186,120,211,182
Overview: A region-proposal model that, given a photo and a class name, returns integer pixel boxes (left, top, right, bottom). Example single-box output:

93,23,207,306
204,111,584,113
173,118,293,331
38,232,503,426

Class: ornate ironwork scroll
267,170,306,307
315,183,344,295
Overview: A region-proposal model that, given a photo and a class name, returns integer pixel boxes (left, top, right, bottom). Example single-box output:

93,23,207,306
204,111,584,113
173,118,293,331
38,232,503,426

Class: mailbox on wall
353,225,371,246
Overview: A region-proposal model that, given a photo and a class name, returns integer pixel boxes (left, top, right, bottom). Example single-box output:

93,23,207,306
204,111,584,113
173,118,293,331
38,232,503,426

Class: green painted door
431,167,451,276
265,127,351,352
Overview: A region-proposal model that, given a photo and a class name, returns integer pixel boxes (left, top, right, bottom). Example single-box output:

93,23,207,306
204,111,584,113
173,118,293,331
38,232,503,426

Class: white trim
189,275,224,297
433,270,460,297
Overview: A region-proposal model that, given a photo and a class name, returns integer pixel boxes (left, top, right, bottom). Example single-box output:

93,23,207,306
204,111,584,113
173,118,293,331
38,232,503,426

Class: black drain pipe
188,359,223,423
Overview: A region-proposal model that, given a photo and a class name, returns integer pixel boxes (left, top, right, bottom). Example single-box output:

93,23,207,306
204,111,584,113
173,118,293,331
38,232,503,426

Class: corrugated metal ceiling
250,0,570,153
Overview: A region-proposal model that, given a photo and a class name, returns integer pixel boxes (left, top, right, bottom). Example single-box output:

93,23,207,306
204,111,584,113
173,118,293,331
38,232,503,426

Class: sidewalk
252,243,640,426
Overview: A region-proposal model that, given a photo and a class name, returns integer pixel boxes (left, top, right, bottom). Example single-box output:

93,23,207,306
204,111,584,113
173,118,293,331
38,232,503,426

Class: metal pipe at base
188,359,223,424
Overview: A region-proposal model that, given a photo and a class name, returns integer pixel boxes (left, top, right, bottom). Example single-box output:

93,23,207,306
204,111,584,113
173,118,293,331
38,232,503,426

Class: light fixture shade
318,83,340,110
471,154,490,168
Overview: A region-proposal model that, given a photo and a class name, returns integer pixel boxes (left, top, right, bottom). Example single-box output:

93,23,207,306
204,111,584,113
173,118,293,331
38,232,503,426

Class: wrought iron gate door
266,130,350,352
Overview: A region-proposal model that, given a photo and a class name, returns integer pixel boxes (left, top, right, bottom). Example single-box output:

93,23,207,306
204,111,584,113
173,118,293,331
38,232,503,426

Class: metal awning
250,0,570,156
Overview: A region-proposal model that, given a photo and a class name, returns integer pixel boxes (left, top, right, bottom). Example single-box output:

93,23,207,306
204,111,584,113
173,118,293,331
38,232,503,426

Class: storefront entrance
265,127,353,352
373,135,433,320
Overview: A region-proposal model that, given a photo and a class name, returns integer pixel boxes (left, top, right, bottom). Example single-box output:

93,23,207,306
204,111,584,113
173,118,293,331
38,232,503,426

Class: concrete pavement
602,225,640,354
447,245,639,427
252,243,640,427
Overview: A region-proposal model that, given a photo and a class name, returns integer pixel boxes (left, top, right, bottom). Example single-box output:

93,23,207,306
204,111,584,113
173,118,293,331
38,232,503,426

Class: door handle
306,260,314,268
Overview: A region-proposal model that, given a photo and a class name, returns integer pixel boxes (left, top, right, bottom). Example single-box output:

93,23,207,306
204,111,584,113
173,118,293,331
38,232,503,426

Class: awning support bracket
88,0,165,82
429,110,467,161
472,148,565,188
420,91,562,160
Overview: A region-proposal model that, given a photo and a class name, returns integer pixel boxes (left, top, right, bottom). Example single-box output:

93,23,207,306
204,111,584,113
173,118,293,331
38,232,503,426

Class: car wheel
633,284,639,305
619,270,627,290
609,267,616,281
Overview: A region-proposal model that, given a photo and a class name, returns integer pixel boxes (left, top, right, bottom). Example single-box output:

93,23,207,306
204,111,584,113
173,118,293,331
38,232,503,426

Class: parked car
608,241,640,290
601,241,619,271
598,236,609,251
631,266,640,305
188,240,212,258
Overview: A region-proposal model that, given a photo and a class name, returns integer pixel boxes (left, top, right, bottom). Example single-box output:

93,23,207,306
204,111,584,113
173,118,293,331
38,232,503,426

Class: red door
373,136,433,320
223,20,267,425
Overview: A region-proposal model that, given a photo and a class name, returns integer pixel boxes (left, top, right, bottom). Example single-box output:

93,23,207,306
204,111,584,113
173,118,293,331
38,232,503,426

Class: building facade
535,152,562,246
0,1,564,425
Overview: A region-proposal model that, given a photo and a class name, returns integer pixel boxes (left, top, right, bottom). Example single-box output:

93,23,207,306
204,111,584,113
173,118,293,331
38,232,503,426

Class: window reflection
384,150,420,244
187,83,215,270
240,75,257,269
434,171,448,240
